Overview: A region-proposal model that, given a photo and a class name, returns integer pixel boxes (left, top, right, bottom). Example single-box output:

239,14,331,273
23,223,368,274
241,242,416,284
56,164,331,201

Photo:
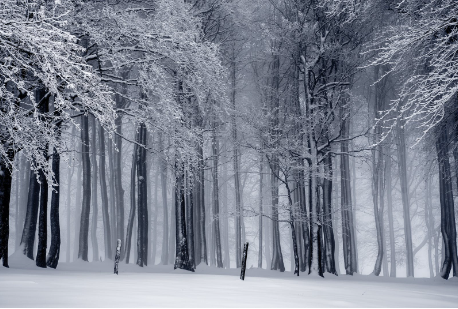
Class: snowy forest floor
1,255,457,308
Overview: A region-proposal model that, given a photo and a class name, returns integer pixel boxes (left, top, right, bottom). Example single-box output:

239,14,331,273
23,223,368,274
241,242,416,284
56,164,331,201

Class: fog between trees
0,0,457,280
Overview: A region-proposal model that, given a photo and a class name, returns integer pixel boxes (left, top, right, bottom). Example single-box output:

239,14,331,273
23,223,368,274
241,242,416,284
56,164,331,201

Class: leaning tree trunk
124,135,138,264
78,112,91,261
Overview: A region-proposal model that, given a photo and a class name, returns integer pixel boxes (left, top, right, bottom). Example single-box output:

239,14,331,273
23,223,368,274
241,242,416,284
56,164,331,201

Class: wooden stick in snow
114,239,121,275
240,242,249,280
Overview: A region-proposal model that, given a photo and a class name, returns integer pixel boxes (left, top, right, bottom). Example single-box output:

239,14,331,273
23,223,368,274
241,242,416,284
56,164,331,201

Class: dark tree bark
36,155,48,268
124,135,138,264
174,161,194,272
21,164,40,259
322,154,337,275
197,141,207,265
46,144,61,268
436,122,458,279
0,148,14,268
47,98,62,269
78,113,91,261
240,242,249,280
136,123,148,267
186,169,195,268
98,123,112,260
114,239,121,275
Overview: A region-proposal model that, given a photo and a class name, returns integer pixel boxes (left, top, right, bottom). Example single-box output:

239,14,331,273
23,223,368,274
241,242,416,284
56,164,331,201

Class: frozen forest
0,0,458,307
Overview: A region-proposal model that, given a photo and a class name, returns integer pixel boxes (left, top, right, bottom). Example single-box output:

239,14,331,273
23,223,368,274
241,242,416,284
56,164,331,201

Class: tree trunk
36,149,48,268
90,115,99,262
107,135,117,257
395,118,414,277
386,146,396,277
211,127,223,268
78,113,91,261
137,123,148,267
46,142,61,268
124,134,138,264
150,148,157,265
174,160,194,271
323,154,336,275
436,122,458,279
258,154,263,269
99,123,112,260
159,133,169,265
21,163,40,259
73,155,82,262
0,148,14,267
66,137,75,263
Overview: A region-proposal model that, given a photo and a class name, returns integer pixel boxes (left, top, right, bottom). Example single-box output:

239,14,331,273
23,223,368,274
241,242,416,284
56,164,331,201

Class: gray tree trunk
98,123,112,260
395,118,414,277
78,113,91,261
90,115,99,262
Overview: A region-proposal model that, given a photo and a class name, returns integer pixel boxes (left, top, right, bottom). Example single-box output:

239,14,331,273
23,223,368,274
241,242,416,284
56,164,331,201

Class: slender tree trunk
36,148,48,268
395,118,414,277
158,133,169,265
78,113,91,261
21,163,40,259
222,146,230,269
114,116,125,252
323,154,336,275
211,127,223,268
107,136,117,257
150,149,157,265
0,148,14,267
90,115,99,262
124,135,138,264
73,156,82,262
99,123,112,260
137,123,148,267
198,142,207,265
258,155,263,269
386,146,396,277
66,139,75,263
186,168,195,268
46,142,61,268
425,175,434,278
174,160,194,271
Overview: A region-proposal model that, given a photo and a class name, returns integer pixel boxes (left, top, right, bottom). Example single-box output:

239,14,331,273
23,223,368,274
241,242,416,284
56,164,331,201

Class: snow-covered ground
1,254,457,308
